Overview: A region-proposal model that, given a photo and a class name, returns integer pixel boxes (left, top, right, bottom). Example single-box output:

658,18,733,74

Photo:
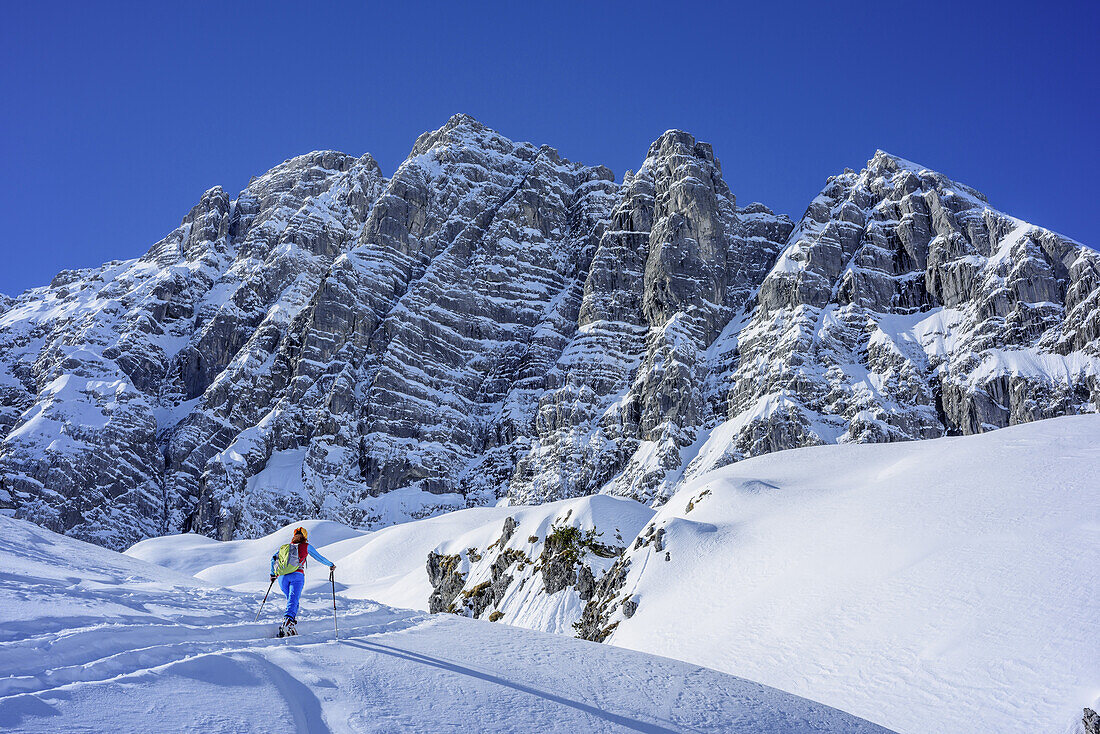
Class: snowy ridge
1,118,1098,548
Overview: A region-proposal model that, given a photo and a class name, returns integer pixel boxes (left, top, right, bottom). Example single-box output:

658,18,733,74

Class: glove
330,564,336,571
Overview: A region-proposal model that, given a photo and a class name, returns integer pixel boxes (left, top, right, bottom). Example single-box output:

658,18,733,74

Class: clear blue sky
1,1,1096,296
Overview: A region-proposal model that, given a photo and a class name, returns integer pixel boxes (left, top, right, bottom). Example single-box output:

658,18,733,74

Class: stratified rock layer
1,117,1097,548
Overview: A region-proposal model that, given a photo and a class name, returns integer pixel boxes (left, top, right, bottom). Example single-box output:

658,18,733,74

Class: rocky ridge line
1,115,1097,548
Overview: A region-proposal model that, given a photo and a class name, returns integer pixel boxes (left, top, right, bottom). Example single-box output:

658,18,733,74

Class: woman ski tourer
269,525,335,637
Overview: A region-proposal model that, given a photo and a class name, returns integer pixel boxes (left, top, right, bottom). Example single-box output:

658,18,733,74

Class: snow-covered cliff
1,115,1097,547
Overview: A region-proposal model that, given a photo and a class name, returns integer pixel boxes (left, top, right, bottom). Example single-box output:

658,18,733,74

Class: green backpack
272,543,304,576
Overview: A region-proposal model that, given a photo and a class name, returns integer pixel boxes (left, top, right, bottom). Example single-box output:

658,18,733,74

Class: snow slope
606,414,1100,734
126,494,655,620
0,514,888,733
127,414,1100,734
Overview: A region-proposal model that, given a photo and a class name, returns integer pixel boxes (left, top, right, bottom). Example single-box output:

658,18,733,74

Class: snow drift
604,413,1100,734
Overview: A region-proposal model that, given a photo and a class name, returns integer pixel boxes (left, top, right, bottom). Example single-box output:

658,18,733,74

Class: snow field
1,514,887,733
610,414,1100,734
130,414,1100,733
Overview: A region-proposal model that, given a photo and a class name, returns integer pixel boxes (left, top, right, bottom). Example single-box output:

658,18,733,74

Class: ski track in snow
0,514,889,734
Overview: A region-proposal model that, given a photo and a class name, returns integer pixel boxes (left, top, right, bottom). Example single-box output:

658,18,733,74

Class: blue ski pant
279,572,305,620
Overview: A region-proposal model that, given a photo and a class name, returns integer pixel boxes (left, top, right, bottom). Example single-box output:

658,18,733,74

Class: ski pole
255,577,275,621
330,567,338,640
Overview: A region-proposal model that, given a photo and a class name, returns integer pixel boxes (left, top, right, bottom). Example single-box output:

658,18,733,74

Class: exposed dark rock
426,551,464,613
540,525,583,595
498,516,517,545
1084,707,1100,734
634,524,666,552
429,544,530,619
576,564,596,601
574,555,633,642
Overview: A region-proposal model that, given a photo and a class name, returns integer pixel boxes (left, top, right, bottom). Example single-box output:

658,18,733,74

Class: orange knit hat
293,526,307,540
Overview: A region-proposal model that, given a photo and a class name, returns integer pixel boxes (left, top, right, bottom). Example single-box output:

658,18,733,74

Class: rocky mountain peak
643,129,723,180
868,148,923,173
182,185,231,225
407,113,531,163
1,118,1095,549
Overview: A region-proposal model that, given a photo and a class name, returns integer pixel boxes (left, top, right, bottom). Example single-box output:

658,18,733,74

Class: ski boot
278,616,298,637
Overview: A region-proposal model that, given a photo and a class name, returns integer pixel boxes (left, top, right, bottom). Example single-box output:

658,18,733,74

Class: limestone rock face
682,151,1099,481
421,503,644,635
1,119,1097,548
0,151,385,548
509,130,792,506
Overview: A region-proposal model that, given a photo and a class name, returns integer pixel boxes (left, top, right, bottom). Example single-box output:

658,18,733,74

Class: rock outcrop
1084,707,1100,734
422,498,649,634
682,152,1099,481
1,117,1097,548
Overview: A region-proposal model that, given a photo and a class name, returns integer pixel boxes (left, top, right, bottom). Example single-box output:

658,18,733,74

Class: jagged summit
868,148,925,172
859,149,990,204
408,113,515,158
645,128,722,173
0,119,1096,549
408,114,615,186
443,111,486,130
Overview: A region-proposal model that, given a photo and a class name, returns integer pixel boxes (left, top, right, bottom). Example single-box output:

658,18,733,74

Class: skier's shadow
339,639,680,733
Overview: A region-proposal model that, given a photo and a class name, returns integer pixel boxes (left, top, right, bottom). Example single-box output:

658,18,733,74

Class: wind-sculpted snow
600,414,1100,734
1,116,1098,548
0,514,893,733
